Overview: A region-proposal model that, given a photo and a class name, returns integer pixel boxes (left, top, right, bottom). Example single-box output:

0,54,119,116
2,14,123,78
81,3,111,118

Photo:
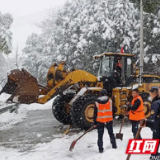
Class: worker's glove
121,105,128,108
126,101,131,105
121,105,130,112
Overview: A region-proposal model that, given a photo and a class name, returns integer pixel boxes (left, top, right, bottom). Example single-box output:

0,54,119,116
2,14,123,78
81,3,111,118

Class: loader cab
94,53,134,96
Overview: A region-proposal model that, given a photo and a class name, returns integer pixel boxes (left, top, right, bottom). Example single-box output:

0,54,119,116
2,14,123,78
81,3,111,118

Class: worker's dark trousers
131,120,142,139
97,121,117,151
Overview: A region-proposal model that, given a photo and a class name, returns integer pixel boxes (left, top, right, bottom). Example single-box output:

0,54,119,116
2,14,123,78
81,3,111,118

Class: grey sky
0,0,67,54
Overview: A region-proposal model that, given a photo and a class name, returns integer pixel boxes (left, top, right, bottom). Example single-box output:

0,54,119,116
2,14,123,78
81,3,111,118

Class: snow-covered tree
130,0,160,14
0,12,13,54
22,0,160,83
0,12,13,86
23,0,140,81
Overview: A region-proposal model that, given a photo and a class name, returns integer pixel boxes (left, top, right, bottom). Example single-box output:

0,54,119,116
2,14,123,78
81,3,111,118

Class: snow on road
0,93,55,131
0,126,152,160
0,93,27,131
0,93,154,160
0,107,27,131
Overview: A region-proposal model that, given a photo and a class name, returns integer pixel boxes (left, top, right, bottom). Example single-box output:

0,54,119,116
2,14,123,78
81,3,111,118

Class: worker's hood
96,96,109,104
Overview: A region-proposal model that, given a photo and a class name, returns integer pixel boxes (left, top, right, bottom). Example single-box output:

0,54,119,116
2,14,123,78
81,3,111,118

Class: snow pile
0,127,152,160
21,97,56,111
0,93,55,111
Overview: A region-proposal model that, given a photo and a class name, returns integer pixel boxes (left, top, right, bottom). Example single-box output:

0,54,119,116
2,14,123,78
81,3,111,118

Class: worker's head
100,89,108,96
132,89,139,98
149,88,158,101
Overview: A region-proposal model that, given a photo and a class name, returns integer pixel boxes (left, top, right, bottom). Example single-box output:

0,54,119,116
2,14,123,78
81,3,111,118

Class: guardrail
0,103,19,114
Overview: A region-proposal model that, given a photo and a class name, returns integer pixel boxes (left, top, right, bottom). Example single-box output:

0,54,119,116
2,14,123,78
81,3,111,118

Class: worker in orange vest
127,89,145,139
93,89,117,153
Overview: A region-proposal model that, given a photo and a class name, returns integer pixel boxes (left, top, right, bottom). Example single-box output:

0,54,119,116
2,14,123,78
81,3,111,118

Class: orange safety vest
129,96,145,121
96,100,113,123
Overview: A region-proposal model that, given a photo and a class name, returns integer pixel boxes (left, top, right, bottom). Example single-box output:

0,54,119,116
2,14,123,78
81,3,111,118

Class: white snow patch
0,106,27,131
144,56,149,63
0,93,56,111
152,27,160,35
0,127,152,160
152,55,158,63
127,58,132,65
0,94,56,131
37,133,42,138
0,93,11,102
21,97,56,111
132,84,139,90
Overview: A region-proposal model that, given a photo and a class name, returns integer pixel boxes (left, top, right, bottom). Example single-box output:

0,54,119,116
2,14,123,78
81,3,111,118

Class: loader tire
52,93,74,125
71,94,98,129
143,99,151,118
141,93,151,118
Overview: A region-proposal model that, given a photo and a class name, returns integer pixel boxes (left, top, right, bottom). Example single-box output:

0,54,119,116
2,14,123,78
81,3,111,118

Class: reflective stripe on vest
96,100,113,123
129,96,145,121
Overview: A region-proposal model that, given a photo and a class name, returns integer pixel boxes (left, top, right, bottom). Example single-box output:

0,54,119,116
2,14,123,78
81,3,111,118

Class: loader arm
38,70,98,104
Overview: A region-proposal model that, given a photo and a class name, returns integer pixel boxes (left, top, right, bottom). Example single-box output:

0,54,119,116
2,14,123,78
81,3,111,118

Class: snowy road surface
0,109,62,151
0,94,153,160
0,110,153,160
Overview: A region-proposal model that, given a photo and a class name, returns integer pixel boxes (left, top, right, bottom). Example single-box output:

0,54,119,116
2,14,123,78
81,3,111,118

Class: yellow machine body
1,52,160,128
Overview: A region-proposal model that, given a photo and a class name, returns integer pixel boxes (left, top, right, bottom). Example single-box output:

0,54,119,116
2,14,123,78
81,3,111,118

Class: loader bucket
0,69,39,104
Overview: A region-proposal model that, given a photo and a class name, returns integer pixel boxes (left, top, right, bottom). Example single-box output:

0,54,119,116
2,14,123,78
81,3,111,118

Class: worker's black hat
100,89,108,96
149,87,158,93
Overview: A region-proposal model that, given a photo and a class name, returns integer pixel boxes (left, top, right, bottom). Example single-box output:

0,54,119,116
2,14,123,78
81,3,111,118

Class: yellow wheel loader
1,53,160,129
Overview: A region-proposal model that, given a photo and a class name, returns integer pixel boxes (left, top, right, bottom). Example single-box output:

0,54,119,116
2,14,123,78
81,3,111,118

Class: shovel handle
69,126,95,151
119,107,128,134
135,126,142,139
126,126,143,160
76,126,95,141
119,114,126,134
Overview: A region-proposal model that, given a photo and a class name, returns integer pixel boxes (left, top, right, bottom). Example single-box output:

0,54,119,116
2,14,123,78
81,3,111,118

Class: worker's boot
99,148,104,153
111,138,117,149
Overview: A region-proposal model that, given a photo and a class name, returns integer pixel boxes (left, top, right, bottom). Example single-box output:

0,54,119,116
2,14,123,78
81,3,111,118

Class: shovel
126,126,143,160
116,106,128,140
69,126,95,151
